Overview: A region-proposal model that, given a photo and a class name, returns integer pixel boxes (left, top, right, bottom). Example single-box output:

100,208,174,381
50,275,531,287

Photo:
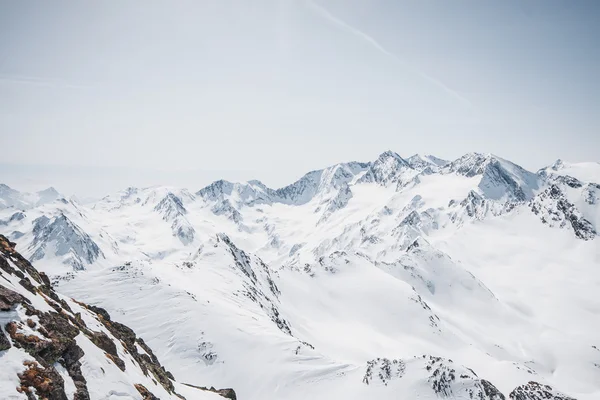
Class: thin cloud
0,74,92,89
306,0,471,107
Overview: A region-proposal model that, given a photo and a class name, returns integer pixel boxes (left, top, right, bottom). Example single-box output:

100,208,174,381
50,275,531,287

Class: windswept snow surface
1,152,599,400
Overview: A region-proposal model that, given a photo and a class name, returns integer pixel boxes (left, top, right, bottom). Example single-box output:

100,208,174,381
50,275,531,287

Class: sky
0,0,599,197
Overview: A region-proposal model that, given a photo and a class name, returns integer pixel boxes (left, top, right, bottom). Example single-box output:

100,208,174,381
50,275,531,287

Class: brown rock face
134,383,161,400
509,381,576,400
18,360,68,400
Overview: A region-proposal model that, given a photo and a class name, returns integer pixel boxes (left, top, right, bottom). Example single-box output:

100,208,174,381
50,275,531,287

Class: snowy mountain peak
153,193,196,245
196,179,235,202
444,153,539,202
35,187,62,206
406,154,449,170
0,184,63,210
377,150,406,162
443,152,492,177
37,186,59,196
551,159,565,171
197,179,273,208
273,162,368,205
479,157,539,201
154,192,187,220
540,159,600,184
358,151,415,187
29,213,104,270
247,179,267,189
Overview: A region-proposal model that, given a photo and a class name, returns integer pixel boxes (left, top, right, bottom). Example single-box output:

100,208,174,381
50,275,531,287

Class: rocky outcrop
1,238,93,399
509,381,576,400
216,233,292,335
362,355,506,399
360,353,577,400
134,383,160,400
482,379,506,400
183,383,237,400
363,358,406,385
530,185,596,240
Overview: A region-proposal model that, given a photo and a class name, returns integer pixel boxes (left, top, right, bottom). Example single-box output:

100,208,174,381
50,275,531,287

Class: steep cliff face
30,214,104,271
0,235,233,400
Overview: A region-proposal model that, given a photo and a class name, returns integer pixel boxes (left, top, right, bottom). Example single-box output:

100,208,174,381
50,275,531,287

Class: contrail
0,74,92,89
306,0,471,107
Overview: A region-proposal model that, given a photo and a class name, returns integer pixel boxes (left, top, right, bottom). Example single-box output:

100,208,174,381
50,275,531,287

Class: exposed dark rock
134,383,160,400
183,383,238,400
18,360,68,400
86,304,112,321
363,358,406,385
0,284,30,310
0,236,46,284
509,381,576,400
530,185,596,240
83,303,178,393
59,342,89,400
39,271,52,287
0,327,11,350
89,331,118,357
105,353,126,371
482,379,506,400
556,175,583,188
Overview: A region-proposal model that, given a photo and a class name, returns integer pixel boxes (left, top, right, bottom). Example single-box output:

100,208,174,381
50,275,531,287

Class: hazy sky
1,0,599,196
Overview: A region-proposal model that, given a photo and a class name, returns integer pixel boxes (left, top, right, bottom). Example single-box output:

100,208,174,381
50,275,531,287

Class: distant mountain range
1,151,599,400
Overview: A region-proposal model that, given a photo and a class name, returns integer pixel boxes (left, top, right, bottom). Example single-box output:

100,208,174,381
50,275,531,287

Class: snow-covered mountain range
1,152,599,400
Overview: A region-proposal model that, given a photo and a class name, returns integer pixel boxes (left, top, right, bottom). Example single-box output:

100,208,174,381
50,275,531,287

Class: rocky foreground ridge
0,234,235,400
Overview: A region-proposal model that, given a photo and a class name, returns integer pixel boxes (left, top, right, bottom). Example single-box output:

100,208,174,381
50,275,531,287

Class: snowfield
1,152,599,400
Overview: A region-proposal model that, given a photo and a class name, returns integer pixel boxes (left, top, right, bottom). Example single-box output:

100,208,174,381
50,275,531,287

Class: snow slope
0,234,230,400
1,152,599,400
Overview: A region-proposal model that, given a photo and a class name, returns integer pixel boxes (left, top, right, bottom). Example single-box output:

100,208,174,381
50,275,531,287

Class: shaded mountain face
0,235,232,400
154,193,196,245
30,214,104,270
1,151,598,400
